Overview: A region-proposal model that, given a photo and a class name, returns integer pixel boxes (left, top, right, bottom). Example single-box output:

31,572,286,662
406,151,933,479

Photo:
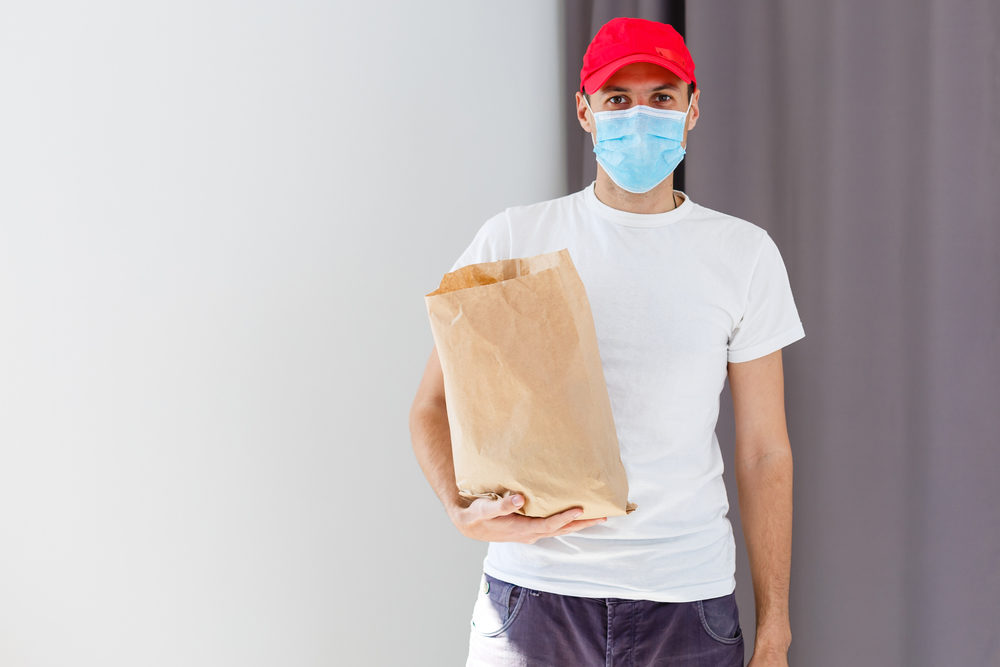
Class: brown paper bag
425,247,637,520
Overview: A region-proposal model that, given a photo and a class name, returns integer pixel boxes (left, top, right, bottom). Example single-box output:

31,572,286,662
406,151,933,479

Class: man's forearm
409,400,468,521
735,450,794,650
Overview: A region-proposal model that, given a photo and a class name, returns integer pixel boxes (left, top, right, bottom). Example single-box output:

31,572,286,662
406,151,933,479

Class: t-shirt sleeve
727,232,806,363
448,211,510,273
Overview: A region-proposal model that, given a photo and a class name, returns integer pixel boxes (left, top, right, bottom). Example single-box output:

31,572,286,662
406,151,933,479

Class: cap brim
583,54,693,95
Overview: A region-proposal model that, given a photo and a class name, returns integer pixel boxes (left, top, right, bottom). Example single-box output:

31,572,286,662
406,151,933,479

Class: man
410,17,802,667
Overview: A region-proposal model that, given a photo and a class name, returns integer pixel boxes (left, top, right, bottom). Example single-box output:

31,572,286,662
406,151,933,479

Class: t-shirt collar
583,180,694,228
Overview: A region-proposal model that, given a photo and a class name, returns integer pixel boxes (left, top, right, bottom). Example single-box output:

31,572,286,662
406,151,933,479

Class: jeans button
482,579,490,594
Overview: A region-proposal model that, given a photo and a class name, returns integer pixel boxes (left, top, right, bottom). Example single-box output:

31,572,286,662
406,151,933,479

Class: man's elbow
735,446,793,471
409,393,447,440
410,395,445,421
410,345,448,428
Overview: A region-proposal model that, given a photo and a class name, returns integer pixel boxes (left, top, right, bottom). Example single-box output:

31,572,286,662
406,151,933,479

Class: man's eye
657,94,673,102
609,95,626,104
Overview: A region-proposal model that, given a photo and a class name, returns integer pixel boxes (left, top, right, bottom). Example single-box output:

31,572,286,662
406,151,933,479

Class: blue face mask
584,93,693,194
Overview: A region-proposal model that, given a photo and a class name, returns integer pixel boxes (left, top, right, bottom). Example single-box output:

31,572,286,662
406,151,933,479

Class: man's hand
449,494,607,543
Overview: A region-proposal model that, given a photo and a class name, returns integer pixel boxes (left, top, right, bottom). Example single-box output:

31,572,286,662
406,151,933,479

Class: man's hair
584,82,695,106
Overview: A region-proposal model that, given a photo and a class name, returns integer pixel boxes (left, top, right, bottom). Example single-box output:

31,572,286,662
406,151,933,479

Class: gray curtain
566,2,1000,664
561,1,685,195
688,3,1000,665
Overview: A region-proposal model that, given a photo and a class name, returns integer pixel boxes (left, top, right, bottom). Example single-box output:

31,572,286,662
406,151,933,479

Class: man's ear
576,92,594,133
686,88,700,132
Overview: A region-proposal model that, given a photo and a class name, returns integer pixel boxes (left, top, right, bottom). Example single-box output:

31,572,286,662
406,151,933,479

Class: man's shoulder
503,188,584,221
459,190,580,254
687,198,770,246
688,198,765,232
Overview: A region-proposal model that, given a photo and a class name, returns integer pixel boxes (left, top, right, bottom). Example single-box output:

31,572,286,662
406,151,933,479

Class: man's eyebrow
602,83,680,93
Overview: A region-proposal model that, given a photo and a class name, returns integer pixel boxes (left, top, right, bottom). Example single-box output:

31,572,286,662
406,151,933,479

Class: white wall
0,1,565,665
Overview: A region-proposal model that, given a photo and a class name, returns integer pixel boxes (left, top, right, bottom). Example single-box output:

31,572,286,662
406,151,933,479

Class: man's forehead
597,62,685,93
599,81,682,93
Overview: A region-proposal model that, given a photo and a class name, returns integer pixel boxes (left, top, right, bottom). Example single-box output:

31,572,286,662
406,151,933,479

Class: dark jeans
467,571,745,667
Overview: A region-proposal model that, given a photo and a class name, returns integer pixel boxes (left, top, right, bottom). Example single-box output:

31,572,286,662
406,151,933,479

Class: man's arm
408,345,470,524
728,348,795,657
408,345,606,541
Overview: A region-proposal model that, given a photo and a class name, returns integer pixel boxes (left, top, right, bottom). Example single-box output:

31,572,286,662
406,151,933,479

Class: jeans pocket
696,592,743,644
470,573,528,637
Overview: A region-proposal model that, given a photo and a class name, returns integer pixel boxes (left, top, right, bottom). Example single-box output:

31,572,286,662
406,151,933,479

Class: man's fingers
541,514,608,535
477,498,607,540
485,493,525,519
557,517,607,533
539,507,585,533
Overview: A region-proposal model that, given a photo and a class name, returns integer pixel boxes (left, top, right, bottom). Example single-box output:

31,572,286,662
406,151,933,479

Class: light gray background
2,1,998,666
0,2,562,665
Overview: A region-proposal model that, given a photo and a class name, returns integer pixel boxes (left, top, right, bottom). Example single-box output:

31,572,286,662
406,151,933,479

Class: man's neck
593,171,682,214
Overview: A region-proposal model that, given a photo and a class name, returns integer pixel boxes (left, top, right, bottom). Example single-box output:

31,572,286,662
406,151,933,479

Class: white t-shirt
447,181,805,602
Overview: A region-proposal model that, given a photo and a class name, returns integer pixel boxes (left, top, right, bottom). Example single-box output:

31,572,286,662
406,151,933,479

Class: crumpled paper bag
424,247,637,520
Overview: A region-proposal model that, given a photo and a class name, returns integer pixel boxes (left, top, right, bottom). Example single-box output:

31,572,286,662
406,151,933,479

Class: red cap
580,17,696,95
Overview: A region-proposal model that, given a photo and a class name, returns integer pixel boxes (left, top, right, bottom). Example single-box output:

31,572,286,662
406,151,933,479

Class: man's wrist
754,624,792,652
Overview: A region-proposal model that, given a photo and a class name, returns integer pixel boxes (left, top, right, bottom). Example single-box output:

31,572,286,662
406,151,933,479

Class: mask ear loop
677,87,695,151
675,88,695,199
582,93,597,147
